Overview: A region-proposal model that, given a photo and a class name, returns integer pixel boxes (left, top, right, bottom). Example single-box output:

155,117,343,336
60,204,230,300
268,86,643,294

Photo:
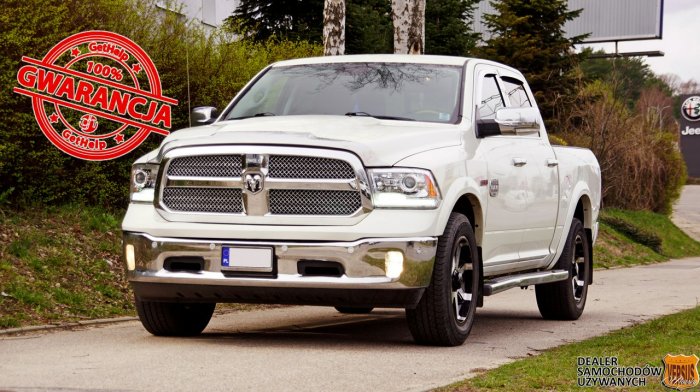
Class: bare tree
323,0,345,56
680,78,700,95
660,73,682,95
391,0,425,54
637,87,676,132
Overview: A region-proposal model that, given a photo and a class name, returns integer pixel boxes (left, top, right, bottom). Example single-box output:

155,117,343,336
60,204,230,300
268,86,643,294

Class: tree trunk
323,0,345,56
391,0,425,54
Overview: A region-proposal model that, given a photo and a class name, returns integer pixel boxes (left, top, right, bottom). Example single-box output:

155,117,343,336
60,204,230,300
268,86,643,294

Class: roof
272,54,472,67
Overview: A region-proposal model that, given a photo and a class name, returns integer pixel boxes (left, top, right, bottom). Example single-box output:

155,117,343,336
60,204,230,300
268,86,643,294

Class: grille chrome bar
166,178,244,188
165,177,355,191
156,146,373,224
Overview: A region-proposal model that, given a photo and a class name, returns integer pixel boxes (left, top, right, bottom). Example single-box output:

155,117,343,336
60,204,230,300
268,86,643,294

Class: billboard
679,95,700,178
472,0,664,43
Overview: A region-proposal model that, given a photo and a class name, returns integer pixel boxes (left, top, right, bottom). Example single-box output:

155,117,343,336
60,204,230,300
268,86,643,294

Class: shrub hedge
0,0,320,209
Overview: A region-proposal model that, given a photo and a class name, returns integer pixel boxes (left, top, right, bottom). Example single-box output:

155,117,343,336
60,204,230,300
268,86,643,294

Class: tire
334,306,374,314
135,296,215,336
406,212,480,346
535,218,590,320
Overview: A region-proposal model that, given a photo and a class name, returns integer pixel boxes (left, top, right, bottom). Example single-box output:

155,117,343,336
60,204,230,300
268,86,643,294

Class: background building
157,0,240,31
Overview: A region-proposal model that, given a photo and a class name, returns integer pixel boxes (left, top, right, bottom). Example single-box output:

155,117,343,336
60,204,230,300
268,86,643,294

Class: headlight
130,163,159,203
368,168,441,209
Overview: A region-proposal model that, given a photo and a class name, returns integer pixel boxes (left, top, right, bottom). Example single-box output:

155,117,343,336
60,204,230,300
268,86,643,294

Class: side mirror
191,106,219,126
476,107,541,138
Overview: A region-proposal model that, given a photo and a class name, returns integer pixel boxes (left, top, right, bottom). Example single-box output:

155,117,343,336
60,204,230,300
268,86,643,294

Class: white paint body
124,55,601,278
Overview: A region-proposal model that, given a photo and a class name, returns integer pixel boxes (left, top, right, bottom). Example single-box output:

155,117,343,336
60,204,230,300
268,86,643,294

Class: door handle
546,158,559,167
512,157,527,167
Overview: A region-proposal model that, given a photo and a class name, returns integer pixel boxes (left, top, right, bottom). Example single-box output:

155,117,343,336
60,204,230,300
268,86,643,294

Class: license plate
221,246,273,272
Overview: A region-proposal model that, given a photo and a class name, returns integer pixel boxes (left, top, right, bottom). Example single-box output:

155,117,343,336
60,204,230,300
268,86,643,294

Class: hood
156,115,462,166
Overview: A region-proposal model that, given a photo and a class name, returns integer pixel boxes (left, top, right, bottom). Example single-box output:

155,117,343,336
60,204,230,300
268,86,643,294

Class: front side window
224,63,463,124
478,75,504,120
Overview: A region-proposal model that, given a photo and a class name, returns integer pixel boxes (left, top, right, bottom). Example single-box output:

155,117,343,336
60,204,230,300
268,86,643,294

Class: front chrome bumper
122,232,437,306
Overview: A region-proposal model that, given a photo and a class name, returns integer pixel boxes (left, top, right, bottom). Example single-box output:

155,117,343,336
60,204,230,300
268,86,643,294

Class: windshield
224,62,463,124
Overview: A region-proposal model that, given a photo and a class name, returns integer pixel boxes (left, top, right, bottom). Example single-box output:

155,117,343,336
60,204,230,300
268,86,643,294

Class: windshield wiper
229,112,276,120
345,112,415,121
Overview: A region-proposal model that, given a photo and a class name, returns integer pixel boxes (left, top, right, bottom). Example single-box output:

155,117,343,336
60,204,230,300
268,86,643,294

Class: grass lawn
438,305,700,391
595,209,700,268
0,205,131,328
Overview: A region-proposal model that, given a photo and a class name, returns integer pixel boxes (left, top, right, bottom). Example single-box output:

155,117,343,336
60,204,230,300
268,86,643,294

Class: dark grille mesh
268,155,355,179
167,155,243,177
269,190,361,215
162,187,243,213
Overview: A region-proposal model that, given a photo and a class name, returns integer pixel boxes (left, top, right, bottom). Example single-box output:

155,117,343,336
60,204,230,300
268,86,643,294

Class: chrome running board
483,269,569,296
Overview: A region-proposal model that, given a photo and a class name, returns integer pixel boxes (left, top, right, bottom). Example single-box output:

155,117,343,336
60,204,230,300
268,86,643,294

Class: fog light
125,244,135,271
385,251,404,279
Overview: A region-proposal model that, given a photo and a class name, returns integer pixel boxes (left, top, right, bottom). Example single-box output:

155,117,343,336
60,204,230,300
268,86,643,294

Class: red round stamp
14,31,177,161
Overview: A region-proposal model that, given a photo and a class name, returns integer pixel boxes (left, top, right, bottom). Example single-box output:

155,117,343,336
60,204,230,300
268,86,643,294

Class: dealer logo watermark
577,354,699,389
13,31,177,161
577,356,661,388
662,354,699,390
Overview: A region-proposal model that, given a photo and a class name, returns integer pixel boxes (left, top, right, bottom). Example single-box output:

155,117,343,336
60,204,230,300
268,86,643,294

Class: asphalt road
2,189,700,392
673,185,700,241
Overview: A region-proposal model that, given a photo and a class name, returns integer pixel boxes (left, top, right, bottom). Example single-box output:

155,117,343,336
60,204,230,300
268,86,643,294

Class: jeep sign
679,95,700,177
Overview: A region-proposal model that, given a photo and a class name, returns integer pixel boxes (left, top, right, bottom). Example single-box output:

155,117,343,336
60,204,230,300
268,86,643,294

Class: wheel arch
435,177,485,247
574,194,594,229
449,193,484,246
554,191,595,284
440,191,485,307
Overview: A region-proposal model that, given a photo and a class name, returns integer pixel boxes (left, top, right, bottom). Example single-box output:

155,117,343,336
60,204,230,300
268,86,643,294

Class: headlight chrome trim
367,167,442,209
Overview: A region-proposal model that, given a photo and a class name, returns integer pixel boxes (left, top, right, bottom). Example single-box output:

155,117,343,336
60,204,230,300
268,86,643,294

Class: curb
0,316,138,336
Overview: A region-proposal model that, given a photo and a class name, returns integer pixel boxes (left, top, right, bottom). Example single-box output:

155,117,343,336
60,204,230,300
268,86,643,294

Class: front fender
395,146,487,243
435,178,486,244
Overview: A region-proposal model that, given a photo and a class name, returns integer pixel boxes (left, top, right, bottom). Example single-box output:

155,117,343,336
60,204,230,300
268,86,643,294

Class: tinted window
224,63,463,124
478,75,504,120
502,77,531,108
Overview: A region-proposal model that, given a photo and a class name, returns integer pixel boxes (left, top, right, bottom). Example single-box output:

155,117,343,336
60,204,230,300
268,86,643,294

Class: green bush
0,0,321,209
560,81,686,214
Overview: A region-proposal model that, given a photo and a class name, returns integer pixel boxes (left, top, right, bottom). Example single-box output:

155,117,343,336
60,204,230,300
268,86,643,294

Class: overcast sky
580,0,699,82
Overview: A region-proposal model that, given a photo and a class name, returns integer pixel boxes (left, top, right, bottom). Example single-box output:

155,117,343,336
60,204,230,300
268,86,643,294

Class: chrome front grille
269,190,362,215
167,155,243,177
268,155,355,179
158,147,371,221
162,188,243,214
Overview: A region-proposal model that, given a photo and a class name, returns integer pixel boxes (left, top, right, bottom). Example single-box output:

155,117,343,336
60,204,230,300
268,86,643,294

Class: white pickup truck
122,55,601,346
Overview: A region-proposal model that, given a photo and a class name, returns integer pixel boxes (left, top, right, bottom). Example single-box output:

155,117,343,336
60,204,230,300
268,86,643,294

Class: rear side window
478,75,505,120
501,77,532,108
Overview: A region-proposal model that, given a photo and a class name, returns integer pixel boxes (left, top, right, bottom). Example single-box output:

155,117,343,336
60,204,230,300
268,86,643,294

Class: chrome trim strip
265,178,357,191
165,178,356,191
166,178,244,188
131,271,402,288
134,232,437,247
485,254,549,267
